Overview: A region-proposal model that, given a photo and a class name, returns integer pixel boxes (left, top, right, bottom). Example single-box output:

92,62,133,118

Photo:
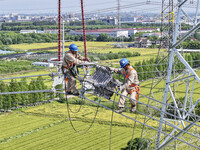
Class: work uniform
62,50,86,94
110,66,139,108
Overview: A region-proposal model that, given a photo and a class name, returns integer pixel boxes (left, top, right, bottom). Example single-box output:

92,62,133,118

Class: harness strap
63,62,73,69
123,68,135,78
65,76,68,95
129,84,140,101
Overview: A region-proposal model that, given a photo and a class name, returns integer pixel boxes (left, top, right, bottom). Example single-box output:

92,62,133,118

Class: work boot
73,91,79,96
116,107,124,113
131,105,136,112
67,91,73,95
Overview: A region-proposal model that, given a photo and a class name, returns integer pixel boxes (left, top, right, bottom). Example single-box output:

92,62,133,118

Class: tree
0,82,6,109
187,54,193,68
9,79,22,107
142,60,148,80
19,78,29,105
194,32,200,40
121,138,152,150
5,89,12,110
97,33,109,41
30,80,40,103
137,61,144,81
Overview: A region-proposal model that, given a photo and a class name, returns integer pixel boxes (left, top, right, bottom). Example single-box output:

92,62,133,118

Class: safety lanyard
123,68,135,78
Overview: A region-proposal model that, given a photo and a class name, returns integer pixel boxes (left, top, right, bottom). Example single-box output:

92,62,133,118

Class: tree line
2,31,200,48
0,77,54,110
133,53,200,81
1,21,115,31
1,21,191,32
0,60,45,74
0,32,135,48
115,52,199,82
88,51,140,61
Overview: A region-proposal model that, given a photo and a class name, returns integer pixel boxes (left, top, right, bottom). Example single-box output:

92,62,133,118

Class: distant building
20,30,37,34
43,29,58,34
32,62,54,68
101,17,118,25
69,28,159,38
134,38,151,48
121,17,137,23
143,32,162,38
69,29,129,38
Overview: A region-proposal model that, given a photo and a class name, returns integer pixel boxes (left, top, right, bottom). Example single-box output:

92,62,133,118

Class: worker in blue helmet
62,43,89,95
107,58,140,113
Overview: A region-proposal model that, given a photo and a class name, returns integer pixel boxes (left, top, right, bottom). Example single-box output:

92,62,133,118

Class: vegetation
122,138,152,150
89,51,140,61
133,53,200,81
0,100,198,150
0,77,53,110
0,102,157,150
0,60,45,74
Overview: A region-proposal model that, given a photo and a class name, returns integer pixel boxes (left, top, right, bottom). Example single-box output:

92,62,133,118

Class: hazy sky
0,0,197,15
0,0,163,14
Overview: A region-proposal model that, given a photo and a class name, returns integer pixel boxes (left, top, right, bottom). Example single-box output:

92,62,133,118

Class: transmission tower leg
155,0,183,149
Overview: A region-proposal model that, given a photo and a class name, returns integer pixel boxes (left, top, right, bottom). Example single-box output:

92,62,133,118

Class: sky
0,0,197,15
0,0,163,15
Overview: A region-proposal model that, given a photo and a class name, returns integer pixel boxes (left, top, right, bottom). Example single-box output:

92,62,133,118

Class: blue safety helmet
120,58,129,68
69,43,79,51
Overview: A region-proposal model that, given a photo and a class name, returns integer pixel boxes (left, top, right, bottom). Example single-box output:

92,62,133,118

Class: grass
3,42,200,149
0,102,154,150
0,101,199,150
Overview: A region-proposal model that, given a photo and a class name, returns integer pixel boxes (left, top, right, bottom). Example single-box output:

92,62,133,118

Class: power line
0,90,52,95
0,74,51,81
82,96,200,149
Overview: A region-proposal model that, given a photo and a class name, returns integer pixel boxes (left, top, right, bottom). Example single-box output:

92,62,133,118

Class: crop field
0,100,199,150
9,43,58,51
3,42,199,149
0,102,155,150
9,42,163,67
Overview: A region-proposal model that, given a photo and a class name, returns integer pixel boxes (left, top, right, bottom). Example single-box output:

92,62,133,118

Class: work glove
105,66,111,71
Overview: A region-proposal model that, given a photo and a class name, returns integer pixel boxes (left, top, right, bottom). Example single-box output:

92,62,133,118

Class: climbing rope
63,65,92,114
109,88,119,150
65,95,100,134
129,107,138,150
64,73,100,134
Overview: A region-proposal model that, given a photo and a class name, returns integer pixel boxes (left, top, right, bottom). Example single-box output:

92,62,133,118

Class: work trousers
65,71,78,93
118,89,137,108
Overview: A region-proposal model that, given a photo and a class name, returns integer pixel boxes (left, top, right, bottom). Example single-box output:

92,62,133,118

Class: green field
2,42,199,149
0,102,152,150
9,42,164,67
0,100,199,150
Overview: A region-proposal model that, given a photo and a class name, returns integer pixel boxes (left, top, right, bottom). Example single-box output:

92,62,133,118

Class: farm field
9,42,164,68
0,101,199,150
0,102,154,150
3,42,200,149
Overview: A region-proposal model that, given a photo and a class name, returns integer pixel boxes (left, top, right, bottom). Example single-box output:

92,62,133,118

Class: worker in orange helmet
108,58,140,113
62,43,88,96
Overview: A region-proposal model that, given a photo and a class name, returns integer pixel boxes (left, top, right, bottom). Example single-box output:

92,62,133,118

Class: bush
121,138,152,150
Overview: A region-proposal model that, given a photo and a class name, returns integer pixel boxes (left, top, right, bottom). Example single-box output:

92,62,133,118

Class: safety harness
123,68,140,100
62,52,78,77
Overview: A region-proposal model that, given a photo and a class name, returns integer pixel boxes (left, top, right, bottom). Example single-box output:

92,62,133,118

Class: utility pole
62,20,65,60
58,0,61,61
117,0,120,29
81,0,88,61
